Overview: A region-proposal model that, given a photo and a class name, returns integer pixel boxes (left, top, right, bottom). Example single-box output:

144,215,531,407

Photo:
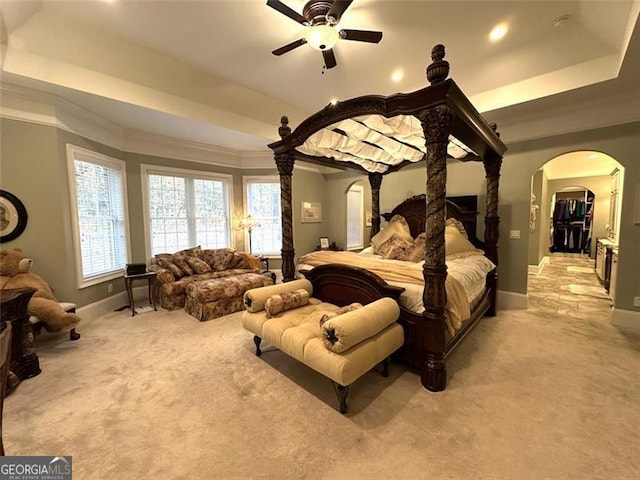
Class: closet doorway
527,151,625,321
550,187,594,255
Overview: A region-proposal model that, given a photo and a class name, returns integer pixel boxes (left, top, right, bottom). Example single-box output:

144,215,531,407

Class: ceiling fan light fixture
306,24,339,51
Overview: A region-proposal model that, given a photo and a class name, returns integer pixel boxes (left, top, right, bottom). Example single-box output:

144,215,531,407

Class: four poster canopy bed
267,44,507,392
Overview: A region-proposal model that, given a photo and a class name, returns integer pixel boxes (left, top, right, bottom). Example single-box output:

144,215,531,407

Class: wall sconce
238,215,260,253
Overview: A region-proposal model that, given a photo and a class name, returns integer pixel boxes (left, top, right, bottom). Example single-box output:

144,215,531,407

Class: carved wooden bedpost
418,44,453,392
368,172,383,239
483,125,502,315
275,116,296,282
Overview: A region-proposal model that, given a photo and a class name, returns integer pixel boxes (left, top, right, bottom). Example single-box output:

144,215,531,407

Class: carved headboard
381,195,483,247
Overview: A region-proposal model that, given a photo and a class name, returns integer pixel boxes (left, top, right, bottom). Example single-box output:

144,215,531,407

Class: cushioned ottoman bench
185,272,273,321
242,278,403,413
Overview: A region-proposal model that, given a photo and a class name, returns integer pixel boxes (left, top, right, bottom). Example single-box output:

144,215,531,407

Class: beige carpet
5,299,640,480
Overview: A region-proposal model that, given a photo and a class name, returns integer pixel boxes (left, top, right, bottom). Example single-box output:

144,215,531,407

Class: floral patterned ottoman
185,273,274,322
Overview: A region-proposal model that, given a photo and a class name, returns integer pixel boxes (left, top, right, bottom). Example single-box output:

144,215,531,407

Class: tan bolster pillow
265,289,310,318
243,279,313,313
321,297,400,353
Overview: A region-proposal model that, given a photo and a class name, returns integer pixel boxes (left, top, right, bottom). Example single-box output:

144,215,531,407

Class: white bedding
297,249,495,314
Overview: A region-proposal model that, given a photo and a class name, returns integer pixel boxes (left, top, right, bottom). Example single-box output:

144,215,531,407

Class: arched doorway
527,151,624,322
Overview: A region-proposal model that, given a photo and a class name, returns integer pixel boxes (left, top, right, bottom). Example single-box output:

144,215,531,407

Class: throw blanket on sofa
297,251,471,335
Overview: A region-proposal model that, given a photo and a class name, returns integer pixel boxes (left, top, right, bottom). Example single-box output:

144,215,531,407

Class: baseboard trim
528,256,549,275
497,290,528,310
76,286,150,324
612,308,640,330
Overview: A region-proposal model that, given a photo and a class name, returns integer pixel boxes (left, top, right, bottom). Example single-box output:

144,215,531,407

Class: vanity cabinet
595,238,617,293
609,250,619,302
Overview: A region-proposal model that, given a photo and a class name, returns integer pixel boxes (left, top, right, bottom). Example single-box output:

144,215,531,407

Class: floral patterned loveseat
148,246,262,310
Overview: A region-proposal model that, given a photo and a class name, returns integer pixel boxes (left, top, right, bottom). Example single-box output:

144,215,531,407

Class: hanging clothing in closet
551,198,587,253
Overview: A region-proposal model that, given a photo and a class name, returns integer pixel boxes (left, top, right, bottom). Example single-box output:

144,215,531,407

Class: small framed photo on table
319,237,330,249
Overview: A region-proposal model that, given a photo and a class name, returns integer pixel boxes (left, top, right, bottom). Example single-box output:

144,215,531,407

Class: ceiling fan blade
272,38,307,56
327,0,353,22
339,29,383,43
322,49,337,69
266,0,309,25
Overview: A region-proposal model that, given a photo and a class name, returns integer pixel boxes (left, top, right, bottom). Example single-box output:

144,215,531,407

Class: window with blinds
244,177,281,256
67,145,130,287
346,183,364,250
142,166,232,256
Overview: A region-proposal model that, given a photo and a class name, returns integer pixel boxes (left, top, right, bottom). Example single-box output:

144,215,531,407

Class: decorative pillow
319,311,338,328
377,233,415,261
202,248,235,271
318,303,363,327
371,215,412,253
407,232,427,263
445,218,469,239
228,252,261,270
155,256,183,278
265,289,310,318
172,254,194,276
445,225,484,259
154,257,183,279
176,246,202,258
185,256,211,274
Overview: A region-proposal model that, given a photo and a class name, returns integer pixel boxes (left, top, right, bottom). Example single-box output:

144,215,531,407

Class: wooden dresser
0,288,41,380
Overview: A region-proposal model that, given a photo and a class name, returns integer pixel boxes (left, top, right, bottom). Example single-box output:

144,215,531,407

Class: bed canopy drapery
268,44,507,391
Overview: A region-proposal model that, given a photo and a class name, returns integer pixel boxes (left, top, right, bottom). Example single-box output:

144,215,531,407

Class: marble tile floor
527,252,612,322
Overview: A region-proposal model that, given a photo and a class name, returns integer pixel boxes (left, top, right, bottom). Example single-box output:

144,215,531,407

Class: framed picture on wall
0,190,28,242
301,201,322,223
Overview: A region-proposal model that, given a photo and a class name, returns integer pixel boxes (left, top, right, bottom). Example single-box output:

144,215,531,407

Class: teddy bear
0,248,81,332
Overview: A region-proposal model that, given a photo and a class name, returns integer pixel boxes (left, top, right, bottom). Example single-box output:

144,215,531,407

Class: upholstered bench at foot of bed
242,279,404,413
185,273,274,322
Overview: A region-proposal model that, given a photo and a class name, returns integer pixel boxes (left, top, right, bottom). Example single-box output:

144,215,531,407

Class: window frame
66,144,131,288
140,164,234,259
242,175,282,258
346,183,364,250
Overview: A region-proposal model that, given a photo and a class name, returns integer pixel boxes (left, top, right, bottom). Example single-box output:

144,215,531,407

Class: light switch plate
509,230,521,239
634,296,640,307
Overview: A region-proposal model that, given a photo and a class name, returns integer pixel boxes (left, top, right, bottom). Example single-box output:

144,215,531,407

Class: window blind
146,171,231,255
246,180,282,256
73,157,128,280
346,185,364,249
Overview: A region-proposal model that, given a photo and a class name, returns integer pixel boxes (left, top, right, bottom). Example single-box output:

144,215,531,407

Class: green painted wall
2,118,639,316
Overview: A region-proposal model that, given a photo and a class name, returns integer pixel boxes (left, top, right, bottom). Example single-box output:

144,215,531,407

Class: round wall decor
0,190,28,242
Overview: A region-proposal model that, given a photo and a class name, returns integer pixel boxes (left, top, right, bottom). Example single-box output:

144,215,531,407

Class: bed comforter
297,250,495,336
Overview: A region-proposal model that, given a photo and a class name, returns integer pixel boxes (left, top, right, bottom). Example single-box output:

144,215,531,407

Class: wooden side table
258,257,276,284
123,272,157,316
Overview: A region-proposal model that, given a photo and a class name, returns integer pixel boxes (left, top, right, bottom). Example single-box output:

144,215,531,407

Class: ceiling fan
267,0,383,70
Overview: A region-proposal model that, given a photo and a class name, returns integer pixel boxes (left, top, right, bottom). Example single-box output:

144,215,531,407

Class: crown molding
0,82,277,169
1,82,125,148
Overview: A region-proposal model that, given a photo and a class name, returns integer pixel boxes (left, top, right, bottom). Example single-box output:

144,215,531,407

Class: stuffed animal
0,248,81,332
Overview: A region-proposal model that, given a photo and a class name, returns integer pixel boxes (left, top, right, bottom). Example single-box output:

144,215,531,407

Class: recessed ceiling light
589,153,599,160
489,23,508,42
329,98,338,106
391,69,404,83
